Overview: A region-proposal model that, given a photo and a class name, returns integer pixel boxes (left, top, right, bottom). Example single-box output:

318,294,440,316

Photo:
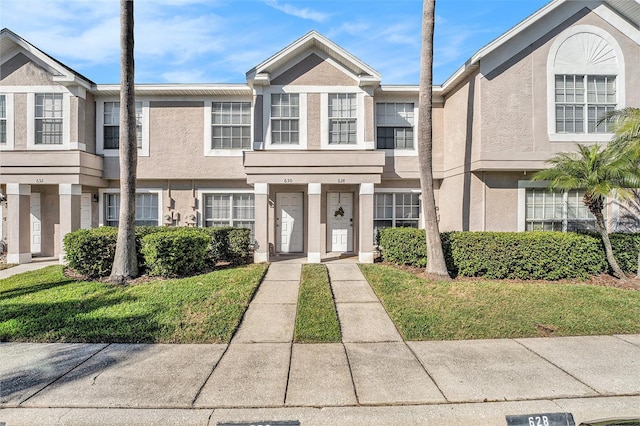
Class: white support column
6,184,32,264
307,183,322,263
254,183,269,263
59,184,82,264
358,183,375,264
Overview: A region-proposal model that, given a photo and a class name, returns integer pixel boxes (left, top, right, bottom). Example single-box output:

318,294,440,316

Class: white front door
277,192,303,253
81,193,92,229
30,193,41,254
327,192,353,253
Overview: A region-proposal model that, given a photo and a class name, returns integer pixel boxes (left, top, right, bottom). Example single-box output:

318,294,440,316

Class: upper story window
329,93,357,145
271,94,299,145
212,101,251,149
376,103,414,149
103,101,143,149
0,95,6,145
547,27,624,142
555,75,616,134
35,93,63,145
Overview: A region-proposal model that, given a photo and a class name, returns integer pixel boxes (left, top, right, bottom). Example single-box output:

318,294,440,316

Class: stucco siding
13,93,27,149
84,92,96,153
307,93,321,149
483,172,521,232
271,53,357,86
0,53,56,86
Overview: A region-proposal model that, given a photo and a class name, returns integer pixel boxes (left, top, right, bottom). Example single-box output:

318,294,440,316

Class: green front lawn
294,264,341,343
0,264,268,343
360,264,640,340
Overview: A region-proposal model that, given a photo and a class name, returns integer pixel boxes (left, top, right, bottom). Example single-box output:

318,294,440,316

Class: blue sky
1,0,550,85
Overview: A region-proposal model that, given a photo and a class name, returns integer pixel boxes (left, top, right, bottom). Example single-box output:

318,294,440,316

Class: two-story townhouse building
1,0,639,266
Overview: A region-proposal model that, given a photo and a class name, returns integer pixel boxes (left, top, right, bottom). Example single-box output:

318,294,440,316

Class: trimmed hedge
141,228,209,277
378,228,640,280
64,225,253,278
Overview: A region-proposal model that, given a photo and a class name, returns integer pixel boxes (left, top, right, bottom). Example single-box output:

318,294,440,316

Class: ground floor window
203,193,255,239
374,192,420,241
105,192,159,226
525,188,597,232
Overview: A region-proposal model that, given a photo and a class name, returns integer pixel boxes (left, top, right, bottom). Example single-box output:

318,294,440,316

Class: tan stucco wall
0,53,55,86
271,53,357,86
84,92,96,153
478,8,640,161
483,172,522,232
105,101,246,180
13,93,27,149
307,93,321,149
70,96,79,145
364,95,374,143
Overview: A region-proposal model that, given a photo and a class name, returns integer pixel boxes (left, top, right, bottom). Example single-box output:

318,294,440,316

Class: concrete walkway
1,260,639,425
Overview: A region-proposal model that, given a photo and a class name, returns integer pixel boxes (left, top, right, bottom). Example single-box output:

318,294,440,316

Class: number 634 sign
506,412,575,426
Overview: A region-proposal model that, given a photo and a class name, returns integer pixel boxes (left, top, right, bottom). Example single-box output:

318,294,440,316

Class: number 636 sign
506,412,575,426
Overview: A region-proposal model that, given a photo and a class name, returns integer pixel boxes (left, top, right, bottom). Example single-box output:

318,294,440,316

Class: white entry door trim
30,192,41,254
81,193,92,229
327,192,353,253
277,192,304,253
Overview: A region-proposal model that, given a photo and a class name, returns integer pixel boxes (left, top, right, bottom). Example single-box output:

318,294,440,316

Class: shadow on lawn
0,278,75,301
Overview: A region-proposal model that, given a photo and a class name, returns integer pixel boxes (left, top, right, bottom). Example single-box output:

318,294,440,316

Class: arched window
547,25,625,142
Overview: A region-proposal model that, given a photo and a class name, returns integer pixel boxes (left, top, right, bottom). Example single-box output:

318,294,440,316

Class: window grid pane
212,102,251,149
103,101,142,149
373,193,420,243
204,193,255,240
35,93,63,145
105,193,158,227
525,188,597,232
271,93,300,145
329,94,357,145
555,75,616,134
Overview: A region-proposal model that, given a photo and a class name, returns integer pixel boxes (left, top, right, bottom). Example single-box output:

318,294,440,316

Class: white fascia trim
203,96,253,157
374,188,421,193
96,99,150,157
0,86,71,93
359,183,374,196
308,183,321,195
0,93,15,150
546,25,626,142
26,92,71,150
196,188,256,227
7,183,31,196
98,188,163,227
264,89,308,150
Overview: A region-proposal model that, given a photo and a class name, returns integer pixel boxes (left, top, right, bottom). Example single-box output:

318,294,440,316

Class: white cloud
263,0,329,22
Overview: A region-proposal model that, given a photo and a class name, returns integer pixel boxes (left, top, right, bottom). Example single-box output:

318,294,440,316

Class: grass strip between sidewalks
0,264,268,343
360,263,640,340
294,264,341,343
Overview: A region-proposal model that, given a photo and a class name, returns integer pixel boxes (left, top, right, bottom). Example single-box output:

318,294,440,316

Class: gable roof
441,0,640,93
246,30,381,88
0,28,95,89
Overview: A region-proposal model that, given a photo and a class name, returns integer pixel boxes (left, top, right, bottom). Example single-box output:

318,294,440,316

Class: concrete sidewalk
1,261,639,425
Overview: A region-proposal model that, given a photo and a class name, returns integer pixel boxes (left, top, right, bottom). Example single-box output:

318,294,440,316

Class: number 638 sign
506,412,575,426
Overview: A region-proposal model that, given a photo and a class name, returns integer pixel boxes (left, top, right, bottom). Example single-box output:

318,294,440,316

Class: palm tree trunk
594,209,626,280
418,0,449,279
110,0,138,283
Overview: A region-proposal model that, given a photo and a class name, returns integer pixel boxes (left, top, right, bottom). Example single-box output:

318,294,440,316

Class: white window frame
320,89,367,150
0,93,14,150
265,89,308,150
375,102,416,152
373,189,422,241
26,91,72,150
196,188,256,238
97,98,150,157
98,188,162,227
203,98,253,157
547,25,625,142
517,181,603,232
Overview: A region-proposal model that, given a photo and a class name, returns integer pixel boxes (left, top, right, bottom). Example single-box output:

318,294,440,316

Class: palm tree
532,144,640,280
417,0,449,279
606,107,640,278
110,0,138,283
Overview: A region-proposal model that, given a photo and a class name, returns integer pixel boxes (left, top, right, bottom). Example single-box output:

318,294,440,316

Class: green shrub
378,229,611,280
609,233,640,273
449,232,606,280
141,228,210,277
378,227,427,267
63,227,118,278
228,228,252,265
202,227,232,265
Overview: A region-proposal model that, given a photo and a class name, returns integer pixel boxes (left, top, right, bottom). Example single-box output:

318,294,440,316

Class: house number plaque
506,413,575,426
